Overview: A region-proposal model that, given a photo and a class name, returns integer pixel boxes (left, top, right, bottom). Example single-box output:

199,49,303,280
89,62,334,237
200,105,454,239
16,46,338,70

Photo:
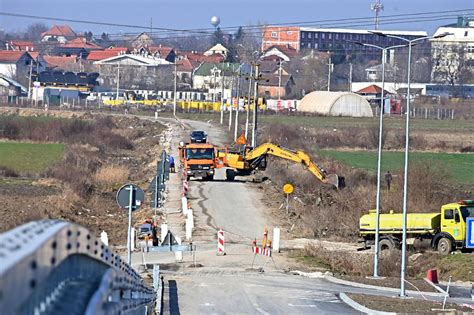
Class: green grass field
318,150,474,184
259,115,474,131
0,142,66,174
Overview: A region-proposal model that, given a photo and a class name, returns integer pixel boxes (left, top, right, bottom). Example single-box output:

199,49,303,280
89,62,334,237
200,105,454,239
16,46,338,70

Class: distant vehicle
86,94,97,101
190,130,207,143
137,223,153,239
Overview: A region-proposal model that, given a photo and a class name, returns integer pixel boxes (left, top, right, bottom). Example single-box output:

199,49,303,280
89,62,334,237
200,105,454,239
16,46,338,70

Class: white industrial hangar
299,91,374,117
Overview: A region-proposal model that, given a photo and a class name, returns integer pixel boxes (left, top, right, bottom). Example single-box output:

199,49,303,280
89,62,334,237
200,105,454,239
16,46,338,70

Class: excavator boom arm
244,143,343,189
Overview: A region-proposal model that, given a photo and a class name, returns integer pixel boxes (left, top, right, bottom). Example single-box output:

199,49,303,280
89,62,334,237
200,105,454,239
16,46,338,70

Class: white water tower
211,16,221,29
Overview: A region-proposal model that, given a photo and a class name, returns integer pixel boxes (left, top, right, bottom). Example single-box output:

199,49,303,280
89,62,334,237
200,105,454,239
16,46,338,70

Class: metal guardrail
149,150,171,208
0,220,155,314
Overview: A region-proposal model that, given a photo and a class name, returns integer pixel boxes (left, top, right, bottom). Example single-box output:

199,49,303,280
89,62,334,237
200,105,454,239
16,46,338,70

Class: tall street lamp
370,31,451,297
356,42,408,279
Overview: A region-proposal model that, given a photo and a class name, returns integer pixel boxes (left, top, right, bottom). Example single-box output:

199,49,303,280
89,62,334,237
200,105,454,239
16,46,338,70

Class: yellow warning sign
283,183,294,194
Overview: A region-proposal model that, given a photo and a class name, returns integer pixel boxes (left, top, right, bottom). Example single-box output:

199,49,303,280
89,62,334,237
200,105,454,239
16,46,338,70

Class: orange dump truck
178,142,217,181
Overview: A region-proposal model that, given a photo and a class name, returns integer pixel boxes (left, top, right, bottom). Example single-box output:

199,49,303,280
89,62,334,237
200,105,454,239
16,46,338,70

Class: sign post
283,184,294,214
116,184,145,264
466,218,474,249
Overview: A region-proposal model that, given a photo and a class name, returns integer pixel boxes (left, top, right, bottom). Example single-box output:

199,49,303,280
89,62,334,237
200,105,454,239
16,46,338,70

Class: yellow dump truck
360,200,474,255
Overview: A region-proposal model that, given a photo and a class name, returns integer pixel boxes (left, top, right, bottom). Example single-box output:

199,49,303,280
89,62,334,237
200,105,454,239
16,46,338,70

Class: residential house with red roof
41,55,80,71
87,47,128,62
41,25,77,44
5,40,36,52
258,73,295,99
261,45,298,62
53,37,103,58
0,51,35,84
148,45,176,62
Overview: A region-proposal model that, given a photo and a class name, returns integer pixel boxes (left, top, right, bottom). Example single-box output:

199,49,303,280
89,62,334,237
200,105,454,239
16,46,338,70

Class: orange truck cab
179,142,218,181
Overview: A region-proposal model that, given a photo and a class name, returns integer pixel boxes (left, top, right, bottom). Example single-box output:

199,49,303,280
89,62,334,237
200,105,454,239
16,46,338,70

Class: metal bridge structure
0,220,156,315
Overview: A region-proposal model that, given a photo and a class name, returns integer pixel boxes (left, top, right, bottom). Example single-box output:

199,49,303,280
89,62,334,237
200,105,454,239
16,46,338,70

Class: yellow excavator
217,143,345,189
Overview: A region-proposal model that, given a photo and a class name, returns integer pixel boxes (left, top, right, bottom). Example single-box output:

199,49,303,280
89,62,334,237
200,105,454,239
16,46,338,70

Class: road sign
283,183,294,194
116,184,144,265
466,218,474,249
116,184,144,211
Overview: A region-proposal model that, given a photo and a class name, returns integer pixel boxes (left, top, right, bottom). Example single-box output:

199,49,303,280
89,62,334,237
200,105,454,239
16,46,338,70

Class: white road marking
199,302,215,306
288,303,317,308
253,304,269,315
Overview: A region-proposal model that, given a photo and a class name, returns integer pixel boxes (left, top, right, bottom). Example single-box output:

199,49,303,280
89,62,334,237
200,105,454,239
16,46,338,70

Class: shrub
0,166,19,177
94,165,129,187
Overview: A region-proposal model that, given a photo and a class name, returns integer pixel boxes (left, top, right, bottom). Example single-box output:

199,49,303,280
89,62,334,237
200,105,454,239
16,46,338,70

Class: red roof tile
148,46,174,56
87,48,128,61
182,52,224,64
41,25,77,38
0,51,28,63
61,37,103,50
356,84,388,94
264,45,298,58
8,40,36,51
177,58,195,72
27,52,40,60
43,55,77,69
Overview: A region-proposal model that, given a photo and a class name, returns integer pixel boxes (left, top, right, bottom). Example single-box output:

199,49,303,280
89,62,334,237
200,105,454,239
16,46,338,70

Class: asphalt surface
147,117,360,314
161,271,360,314
132,115,473,314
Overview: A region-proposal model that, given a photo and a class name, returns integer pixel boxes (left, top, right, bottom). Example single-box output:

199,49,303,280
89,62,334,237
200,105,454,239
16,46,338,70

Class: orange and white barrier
217,229,225,255
182,180,189,196
252,246,272,257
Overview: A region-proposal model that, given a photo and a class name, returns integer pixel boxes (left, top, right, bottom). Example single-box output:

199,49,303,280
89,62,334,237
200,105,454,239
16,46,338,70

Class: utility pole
173,62,177,116
245,65,253,141
228,66,234,131
27,61,33,99
349,62,353,92
212,69,217,103
278,61,283,101
234,67,241,141
327,56,333,92
251,63,260,148
116,63,120,101
220,63,225,124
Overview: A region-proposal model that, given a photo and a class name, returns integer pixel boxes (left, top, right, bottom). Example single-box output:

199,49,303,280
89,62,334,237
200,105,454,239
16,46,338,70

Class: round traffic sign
283,183,294,194
116,184,145,211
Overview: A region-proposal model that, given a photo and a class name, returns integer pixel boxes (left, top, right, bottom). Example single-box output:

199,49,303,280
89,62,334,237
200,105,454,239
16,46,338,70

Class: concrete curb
325,275,446,298
424,278,448,295
339,292,396,315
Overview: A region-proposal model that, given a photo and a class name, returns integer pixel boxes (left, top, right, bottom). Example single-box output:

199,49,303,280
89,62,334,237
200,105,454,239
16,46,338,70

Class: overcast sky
0,0,472,36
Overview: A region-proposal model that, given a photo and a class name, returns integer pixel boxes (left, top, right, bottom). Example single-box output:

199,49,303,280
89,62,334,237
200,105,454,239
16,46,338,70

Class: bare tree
287,51,329,98
23,23,49,41
431,44,470,86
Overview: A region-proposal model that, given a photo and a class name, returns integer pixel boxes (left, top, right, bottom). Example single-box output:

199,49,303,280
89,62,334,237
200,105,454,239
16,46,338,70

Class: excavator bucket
324,174,345,189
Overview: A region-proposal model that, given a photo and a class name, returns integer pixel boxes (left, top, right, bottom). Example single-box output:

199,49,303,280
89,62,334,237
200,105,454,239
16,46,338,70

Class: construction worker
144,234,150,252
169,155,175,173
262,229,268,249
385,170,393,190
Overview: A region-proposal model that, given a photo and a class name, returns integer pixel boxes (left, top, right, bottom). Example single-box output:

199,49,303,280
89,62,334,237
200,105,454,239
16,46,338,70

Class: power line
101,14,473,41
1,8,473,38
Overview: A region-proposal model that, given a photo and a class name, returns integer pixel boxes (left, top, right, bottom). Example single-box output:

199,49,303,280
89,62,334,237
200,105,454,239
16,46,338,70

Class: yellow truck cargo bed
360,211,441,234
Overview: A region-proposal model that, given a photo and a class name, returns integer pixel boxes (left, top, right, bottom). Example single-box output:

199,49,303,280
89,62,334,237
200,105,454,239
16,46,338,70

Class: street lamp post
356,42,408,279
370,31,451,297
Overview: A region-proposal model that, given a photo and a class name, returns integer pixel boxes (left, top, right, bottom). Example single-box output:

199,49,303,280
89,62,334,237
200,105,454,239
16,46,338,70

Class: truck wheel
437,237,452,255
226,169,235,181
186,175,191,181
206,174,214,181
378,238,395,251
